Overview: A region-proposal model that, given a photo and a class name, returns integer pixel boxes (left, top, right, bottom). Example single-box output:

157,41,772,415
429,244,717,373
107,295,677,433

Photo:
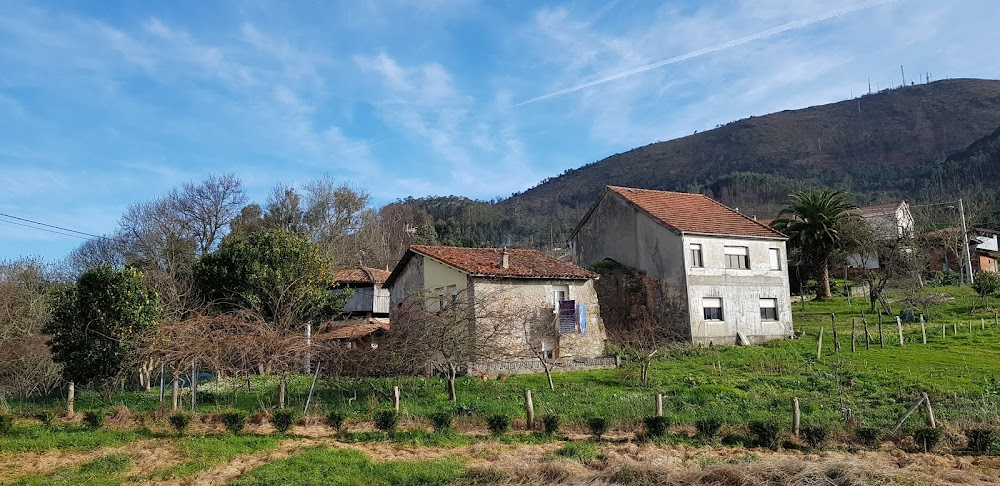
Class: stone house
383,245,608,372
570,186,793,346
846,201,915,270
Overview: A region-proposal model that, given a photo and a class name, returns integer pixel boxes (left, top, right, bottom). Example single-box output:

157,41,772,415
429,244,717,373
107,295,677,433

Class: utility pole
959,198,974,285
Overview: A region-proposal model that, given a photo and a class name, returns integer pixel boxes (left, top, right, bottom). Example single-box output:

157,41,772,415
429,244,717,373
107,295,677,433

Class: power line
0,211,113,241
0,217,91,240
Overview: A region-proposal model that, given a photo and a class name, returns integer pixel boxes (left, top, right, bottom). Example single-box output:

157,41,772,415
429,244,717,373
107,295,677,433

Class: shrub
541,414,561,436
83,410,106,429
748,420,781,449
220,410,248,434
696,417,723,439
855,426,881,449
34,410,55,427
913,427,943,452
643,416,670,438
429,411,453,432
168,412,192,436
586,417,611,440
0,414,13,435
485,414,511,436
271,409,297,434
325,411,346,431
966,428,996,453
801,424,830,449
374,410,399,434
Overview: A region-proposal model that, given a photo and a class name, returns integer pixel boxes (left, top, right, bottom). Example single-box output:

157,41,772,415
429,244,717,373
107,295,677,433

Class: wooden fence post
392,386,400,412
816,327,824,360
832,314,840,353
524,389,534,429
655,393,663,417
943,324,946,338
191,360,197,411
921,392,937,428
279,375,287,410
954,322,957,335
792,397,801,437
982,318,986,331
851,318,857,353
890,395,926,434
862,313,871,350
67,381,75,415
877,312,884,348
920,314,927,344
896,316,904,346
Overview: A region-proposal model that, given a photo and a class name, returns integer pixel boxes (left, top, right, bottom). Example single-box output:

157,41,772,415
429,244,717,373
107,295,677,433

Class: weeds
801,424,829,449
914,427,943,452
485,414,511,436
429,411,453,432
271,409,296,434
0,414,12,435
325,410,346,432
966,427,995,453
541,414,561,436
748,420,782,449
643,415,670,438
696,416,723,439
374,410,399,434
168,412,192,436
554,441,601,462
82,410,105,429
586,417,610,440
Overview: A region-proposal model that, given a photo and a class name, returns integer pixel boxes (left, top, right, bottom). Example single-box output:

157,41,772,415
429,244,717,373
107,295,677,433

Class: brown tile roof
605,186,785,239
333,267,391,284
853,201,905,217
387,245,597,284
314,318,389,340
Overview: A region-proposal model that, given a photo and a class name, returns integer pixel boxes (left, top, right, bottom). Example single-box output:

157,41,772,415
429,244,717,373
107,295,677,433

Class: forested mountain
414,78,1000,248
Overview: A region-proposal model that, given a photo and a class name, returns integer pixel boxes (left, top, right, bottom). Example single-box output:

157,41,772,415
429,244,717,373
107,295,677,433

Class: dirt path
0,438,184,483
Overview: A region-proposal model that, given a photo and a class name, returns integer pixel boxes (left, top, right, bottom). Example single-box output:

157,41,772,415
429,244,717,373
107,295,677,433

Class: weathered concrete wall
574,192,641,269
682,234,793,345
473,277,606,361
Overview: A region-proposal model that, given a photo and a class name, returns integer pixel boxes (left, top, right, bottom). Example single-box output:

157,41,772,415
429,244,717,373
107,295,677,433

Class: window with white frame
724,246,750,269
689,243,704,267
551,285,569,312
768,248,781,271
702,297,724,320
759,298,778,320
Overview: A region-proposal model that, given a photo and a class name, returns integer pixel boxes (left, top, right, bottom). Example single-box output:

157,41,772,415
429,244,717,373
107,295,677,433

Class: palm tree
772,189,857,300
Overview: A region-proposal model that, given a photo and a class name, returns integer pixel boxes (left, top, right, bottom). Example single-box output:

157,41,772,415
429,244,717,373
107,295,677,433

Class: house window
551,285,569,313
446,285,458,306
768,248,781,270
703,297,724,321
760,298,778,321
558,300,578,333
724,246,750,269
689,243,704,267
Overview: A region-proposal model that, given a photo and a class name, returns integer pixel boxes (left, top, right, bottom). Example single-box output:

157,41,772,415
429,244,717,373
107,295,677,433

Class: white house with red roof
571,186,793,346
383,245,608,371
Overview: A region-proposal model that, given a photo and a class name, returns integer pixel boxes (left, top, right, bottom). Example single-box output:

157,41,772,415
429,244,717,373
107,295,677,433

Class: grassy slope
7,285,1000,433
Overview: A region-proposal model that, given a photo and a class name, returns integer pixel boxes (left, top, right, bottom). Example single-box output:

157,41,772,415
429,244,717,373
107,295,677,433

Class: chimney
501,247,509,269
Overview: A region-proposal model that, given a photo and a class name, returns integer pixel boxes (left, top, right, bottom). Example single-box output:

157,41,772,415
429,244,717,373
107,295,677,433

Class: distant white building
846,201,914,269
570,186,793,346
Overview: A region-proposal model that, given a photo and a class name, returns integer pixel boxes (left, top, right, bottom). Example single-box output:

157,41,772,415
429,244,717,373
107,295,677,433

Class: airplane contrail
328,138,391,158
514,0,896,107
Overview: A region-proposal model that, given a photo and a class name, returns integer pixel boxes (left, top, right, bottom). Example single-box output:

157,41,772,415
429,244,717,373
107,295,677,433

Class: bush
485,414,511,436
221,410,248,434
855,426,881,449
374,410,399,434
83,410,106,429
326,411,346,431
542,414,561,436
0,414,13,435
586,417,611,440
748,420,781,449
168,412,192,436
913,426,943,452
966,428,996,453
271,409,297,434
801,424,830,449
429,411,453,432
643,416,670,438
696,417,723,439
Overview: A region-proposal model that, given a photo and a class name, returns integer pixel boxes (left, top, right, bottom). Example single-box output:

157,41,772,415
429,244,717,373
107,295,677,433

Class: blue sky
2,0,1000,261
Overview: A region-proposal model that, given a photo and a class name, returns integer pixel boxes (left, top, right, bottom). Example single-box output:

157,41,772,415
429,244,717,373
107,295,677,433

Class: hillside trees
773,189,857,300
0,258,61,398
44,266,160,391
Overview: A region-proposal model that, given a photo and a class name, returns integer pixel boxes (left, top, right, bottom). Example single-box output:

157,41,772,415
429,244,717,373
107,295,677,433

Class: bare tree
171,173,247,257
388,286,531,401
840,215,919,315
0,258,61,398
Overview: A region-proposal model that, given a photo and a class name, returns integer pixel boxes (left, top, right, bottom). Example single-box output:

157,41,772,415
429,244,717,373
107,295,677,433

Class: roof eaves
681,230,787,241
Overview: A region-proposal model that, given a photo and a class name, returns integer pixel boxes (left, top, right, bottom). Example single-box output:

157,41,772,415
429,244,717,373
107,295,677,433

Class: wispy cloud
515,0,897,106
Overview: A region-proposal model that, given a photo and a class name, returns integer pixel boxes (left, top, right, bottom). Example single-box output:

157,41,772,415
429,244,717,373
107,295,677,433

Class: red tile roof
605,186,785,239
333,267,391,284
314,318,389,340
386,245,597,285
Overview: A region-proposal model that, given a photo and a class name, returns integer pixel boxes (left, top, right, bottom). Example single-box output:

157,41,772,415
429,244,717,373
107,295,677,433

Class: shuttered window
759,298,778,320
768,248,781,270
703,297,724,321
724,246,750,269
689,243,704,267
558,300,578,333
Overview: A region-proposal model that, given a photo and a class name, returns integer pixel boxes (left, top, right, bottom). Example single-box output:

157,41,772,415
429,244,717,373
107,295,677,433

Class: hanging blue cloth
578,303,587,335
